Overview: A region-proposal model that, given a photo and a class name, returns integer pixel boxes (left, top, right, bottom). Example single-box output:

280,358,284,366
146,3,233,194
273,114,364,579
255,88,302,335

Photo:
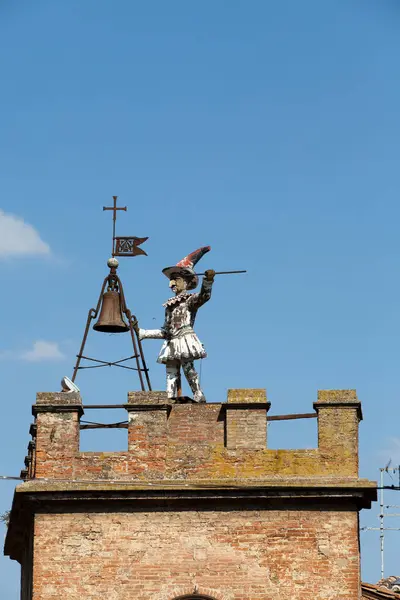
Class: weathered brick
4,388,377,600
31,510,360,600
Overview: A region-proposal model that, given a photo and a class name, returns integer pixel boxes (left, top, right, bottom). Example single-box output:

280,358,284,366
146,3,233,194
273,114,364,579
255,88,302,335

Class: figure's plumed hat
162,246,211,290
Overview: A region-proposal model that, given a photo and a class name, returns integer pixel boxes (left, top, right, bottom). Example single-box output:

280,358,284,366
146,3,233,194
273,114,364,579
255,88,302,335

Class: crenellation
33,392,82,479
6,387,376,600
225,388,269,450
24,388,366,481
314,389,362,477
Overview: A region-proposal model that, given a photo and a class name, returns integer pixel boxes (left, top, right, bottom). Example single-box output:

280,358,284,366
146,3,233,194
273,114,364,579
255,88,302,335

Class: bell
93,291,129,333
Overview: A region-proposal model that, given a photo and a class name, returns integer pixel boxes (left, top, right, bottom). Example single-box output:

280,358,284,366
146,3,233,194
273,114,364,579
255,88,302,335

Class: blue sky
1,0,400,595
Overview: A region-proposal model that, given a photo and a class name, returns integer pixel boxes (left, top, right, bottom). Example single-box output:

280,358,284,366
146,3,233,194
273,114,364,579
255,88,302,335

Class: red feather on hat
176,246,211,269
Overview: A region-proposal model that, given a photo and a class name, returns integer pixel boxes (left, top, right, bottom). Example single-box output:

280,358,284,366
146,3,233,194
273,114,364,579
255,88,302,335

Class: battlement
6,387,377,595
24,388,368,484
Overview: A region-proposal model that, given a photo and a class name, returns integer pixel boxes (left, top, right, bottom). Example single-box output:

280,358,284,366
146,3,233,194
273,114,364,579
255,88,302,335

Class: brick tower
5,388,376,600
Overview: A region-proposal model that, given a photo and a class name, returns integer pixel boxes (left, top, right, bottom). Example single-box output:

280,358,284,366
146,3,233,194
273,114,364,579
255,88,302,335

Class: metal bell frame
71,263,151,391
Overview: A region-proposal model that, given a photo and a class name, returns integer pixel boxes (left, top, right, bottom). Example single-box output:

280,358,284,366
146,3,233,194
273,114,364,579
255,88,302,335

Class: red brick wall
32,507,360,600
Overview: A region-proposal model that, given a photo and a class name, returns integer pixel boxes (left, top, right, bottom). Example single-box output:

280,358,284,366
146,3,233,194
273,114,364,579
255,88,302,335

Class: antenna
361,465,400,578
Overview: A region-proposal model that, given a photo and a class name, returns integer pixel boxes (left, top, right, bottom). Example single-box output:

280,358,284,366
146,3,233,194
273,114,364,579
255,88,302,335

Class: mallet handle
194,270,247,276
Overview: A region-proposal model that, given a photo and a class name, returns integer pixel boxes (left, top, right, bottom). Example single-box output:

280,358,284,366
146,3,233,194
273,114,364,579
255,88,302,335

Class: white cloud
20,340,65,362
0,340,65,362
0,209,50,258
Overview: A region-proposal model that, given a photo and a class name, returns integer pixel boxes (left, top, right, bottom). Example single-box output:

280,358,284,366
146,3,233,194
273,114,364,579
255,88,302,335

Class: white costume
139,278,212,363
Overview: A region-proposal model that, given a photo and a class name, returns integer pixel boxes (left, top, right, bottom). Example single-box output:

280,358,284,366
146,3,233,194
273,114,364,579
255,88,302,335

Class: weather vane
103,196,148,258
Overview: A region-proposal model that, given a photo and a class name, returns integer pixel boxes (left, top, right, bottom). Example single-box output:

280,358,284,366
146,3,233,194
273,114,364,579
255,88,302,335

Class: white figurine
138,246,215,402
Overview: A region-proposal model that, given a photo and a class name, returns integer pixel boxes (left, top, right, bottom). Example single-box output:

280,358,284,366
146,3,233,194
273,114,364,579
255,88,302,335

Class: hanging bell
93,290,129,333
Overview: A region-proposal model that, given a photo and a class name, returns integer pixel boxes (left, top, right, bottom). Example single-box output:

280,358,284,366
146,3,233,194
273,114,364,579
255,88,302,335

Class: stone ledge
223,402,271,411
315,390,362,419
314,389,362,421
32,404,84,417
16,476,377,493
8,478,378,514
313,400,362,419
125,403,172,413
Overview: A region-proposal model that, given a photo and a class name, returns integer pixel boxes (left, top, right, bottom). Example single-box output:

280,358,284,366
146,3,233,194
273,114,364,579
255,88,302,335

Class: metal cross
103,196,127,256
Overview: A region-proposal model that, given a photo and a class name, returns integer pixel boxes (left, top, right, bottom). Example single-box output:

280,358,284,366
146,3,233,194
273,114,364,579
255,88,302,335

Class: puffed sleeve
138,328,166,340
138,310,169,340
188,278,213,310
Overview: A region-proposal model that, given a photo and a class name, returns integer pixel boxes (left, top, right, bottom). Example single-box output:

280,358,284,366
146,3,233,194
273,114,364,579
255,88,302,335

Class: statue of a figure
138,246,215,402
